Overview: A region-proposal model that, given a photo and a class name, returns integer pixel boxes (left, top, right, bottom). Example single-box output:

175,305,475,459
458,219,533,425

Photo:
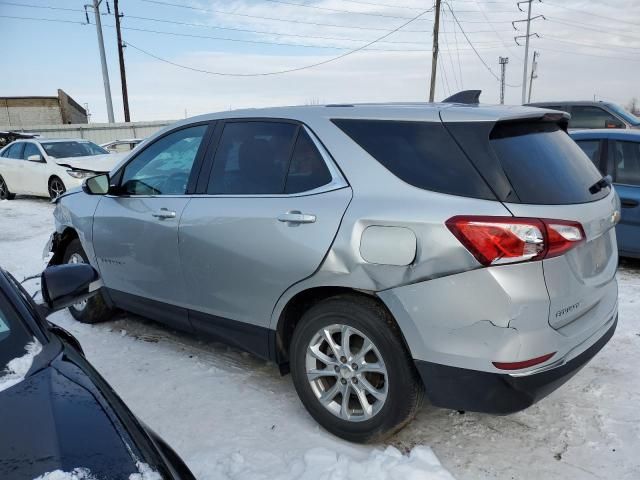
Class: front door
610,139,640,256
92,123,212,331
179,121,351,352
21,143,49,196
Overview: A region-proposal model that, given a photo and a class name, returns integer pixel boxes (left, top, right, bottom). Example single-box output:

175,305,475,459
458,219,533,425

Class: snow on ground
2,197,640,480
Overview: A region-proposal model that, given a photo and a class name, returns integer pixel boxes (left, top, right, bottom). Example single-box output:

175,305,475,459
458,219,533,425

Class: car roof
170,102,565,127
528,101,616,107
570,129,640,140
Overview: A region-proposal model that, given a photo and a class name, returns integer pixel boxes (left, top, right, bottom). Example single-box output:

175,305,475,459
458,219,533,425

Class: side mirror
27,154,44,162
83,173,110,195
605,119,625,129
40,264,102,314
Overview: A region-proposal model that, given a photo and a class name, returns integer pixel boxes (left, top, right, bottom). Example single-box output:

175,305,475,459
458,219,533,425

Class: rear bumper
415,315,617,414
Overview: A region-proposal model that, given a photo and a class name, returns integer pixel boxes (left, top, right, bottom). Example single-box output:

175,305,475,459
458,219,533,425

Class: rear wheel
48,176,66,200
0,175,15,200
63,239,114,324
290,295,424,443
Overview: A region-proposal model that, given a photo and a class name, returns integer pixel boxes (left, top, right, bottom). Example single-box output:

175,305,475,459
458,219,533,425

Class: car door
179,120,352,356
20,142,49,195
609,139,640,256
0,142,25,194
92,122,214,331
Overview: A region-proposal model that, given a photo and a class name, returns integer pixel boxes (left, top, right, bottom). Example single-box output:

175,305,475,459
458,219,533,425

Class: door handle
152,208,177,219
277,210,316,224
621,198,639,208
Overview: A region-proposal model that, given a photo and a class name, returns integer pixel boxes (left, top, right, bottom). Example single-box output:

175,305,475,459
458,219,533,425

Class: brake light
446,216,585,266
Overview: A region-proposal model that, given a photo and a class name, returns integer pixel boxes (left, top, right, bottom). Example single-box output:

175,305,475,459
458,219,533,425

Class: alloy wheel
67,253,88,311
305,324,388,422
49,178,66,199
0,177,7,199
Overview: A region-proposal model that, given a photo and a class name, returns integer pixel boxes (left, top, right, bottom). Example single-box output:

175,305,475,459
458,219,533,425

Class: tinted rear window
490,122,609,204
332,119,495,199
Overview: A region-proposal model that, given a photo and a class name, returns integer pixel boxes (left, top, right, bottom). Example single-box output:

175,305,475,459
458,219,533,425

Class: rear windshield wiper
589,175,612,195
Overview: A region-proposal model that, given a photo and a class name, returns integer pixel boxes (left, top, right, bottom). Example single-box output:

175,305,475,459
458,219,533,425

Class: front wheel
290,295,424,443
0,175,15,200
63,239,115,324
48,176,66,200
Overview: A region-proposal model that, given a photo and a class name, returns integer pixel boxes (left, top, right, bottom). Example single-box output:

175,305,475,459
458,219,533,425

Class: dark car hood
0,365,139,480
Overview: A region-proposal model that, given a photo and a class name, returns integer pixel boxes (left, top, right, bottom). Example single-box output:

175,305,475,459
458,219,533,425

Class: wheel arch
272,286,414,375
49,227,80,265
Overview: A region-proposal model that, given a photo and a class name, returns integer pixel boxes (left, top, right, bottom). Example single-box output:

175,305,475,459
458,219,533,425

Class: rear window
490,122,609,204
332,119,495,200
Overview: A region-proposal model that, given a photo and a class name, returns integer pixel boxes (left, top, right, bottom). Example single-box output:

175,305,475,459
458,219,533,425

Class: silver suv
46,104,620,443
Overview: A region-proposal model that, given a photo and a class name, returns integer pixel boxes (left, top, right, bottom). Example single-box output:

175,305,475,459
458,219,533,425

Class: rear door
179,120,351,349
609,139,640,256
92,122,214,331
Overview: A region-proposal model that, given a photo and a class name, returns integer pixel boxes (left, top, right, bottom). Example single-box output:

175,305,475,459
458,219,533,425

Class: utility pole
499,57,509,104
114,0,130,122
514,0,543,105
527,51,539,103
87,0,115,123
429,0,442,102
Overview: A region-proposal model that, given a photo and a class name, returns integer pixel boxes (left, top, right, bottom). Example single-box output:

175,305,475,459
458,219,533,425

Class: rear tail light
446,216,585,266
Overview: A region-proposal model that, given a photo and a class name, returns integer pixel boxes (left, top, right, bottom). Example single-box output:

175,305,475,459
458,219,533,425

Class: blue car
571,129,640,258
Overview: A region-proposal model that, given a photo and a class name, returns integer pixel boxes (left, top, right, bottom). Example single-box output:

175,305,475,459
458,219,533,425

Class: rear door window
570,106,619,129
332,119,495,200
284,130,332,194
207,121,298,195
611,140,640,186
490,122,609,204
5,143,24,159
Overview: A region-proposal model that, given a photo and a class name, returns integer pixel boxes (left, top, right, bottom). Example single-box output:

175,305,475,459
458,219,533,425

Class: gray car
526,100,640,130
46,104,620,443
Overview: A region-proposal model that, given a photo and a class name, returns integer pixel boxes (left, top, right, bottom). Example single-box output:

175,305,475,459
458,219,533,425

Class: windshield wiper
589,175,612,195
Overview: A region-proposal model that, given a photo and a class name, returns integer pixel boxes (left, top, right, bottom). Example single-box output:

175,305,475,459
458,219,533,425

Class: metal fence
9,120,176,145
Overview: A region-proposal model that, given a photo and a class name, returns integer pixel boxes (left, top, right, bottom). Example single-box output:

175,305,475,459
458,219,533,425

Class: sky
1,0,639,123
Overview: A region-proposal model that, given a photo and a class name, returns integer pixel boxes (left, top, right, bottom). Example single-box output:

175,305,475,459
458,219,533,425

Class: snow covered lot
1,197,639,480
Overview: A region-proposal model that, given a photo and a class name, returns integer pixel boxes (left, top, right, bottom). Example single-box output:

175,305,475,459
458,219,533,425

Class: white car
0,138,125,200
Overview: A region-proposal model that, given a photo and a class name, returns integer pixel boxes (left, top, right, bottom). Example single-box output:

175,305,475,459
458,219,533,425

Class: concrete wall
0,90,88,127
57,89,88,124
12,120,175,145
0,97,63,127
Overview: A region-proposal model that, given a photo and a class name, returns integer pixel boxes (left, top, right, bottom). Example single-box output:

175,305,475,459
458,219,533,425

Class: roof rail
442,90,481,105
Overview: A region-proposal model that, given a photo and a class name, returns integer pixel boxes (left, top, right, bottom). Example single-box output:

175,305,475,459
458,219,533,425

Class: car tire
0,175,15,200
63,239,115,324
48,176,66,200
290,294,424,443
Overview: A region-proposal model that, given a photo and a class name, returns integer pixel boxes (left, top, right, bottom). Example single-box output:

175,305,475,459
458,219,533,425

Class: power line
445,3,520,87
546,17,640,43
540,34,640,54
124,5,436,77
542,1,640,29
0,13,85,25
259,0,420,20
0,1,82,12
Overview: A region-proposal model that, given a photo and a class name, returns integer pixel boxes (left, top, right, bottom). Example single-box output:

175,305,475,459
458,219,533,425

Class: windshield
608,103,640,126
41,141,108,158
0,290,36,381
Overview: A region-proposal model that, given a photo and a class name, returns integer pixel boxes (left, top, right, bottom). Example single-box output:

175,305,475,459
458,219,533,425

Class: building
0,90,88,127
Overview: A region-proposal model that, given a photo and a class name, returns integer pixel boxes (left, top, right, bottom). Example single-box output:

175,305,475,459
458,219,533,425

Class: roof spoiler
442,90,481,104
